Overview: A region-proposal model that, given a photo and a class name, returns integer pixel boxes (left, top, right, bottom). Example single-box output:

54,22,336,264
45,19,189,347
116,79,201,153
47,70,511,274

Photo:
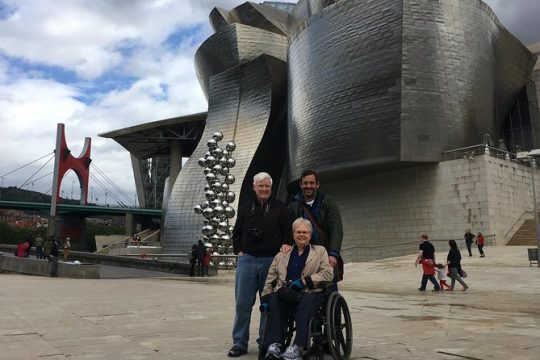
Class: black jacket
447,248,462,269
232,198,293,257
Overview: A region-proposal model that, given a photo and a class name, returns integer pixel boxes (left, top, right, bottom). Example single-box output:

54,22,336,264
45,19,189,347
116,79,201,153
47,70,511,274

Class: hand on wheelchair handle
289,279,304,290
259,302,270,313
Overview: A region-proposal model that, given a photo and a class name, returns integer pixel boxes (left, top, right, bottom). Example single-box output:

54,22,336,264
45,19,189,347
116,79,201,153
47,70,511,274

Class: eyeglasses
294,231,310,235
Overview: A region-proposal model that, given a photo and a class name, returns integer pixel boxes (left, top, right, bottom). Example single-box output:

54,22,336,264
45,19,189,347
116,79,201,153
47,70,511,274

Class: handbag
277,286,304,307
458,268,467,278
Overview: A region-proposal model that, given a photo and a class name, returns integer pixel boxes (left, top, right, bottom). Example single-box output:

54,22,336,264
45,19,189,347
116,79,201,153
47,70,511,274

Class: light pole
518,149,540,266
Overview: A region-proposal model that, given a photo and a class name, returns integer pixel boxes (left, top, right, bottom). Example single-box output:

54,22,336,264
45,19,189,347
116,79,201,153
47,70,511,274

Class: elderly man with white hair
228,172,294,358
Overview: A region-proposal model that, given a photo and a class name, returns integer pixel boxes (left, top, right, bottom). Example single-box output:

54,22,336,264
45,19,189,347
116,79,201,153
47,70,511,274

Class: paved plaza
0,246,538,359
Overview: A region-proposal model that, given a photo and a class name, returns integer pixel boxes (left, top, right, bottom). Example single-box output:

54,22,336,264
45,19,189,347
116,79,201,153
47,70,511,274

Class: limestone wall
323,154,538,262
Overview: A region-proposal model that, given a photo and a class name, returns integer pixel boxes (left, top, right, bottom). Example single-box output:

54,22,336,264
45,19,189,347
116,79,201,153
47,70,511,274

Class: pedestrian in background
464,229,475,257
203,246,212,277
49,237,60,277
189,243,197,277
43,236,52,259
34,236,44,259
63,237,71,261
16,240,29,257
476,232,486,258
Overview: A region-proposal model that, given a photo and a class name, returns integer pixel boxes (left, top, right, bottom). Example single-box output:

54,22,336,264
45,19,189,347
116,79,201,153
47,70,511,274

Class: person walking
189,243,197,277
418,257,441,292
49,237,60,277
34,236,44,259
203,246,212,277
63,237,71,261
16,240,29,257
43,236,52,260
464,229,475,257
196,240,206,277
446,240,468,291
476,232,486,257
288,170,344,286
436,263,451,290
227,172,293,358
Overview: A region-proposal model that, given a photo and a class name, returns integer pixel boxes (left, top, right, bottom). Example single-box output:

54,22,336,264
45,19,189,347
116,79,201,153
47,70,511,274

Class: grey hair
253,172,273,185
292,218,313,234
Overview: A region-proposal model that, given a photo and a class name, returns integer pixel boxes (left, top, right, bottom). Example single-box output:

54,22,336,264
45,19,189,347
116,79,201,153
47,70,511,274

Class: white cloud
0,0,534,206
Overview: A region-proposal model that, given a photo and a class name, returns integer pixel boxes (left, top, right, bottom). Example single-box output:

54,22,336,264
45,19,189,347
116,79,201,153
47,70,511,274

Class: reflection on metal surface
162,0,538,259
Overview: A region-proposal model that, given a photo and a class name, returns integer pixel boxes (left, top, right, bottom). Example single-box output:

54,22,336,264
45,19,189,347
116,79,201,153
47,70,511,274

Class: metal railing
342,235,496,262
442,144,517,162
123,253,238,269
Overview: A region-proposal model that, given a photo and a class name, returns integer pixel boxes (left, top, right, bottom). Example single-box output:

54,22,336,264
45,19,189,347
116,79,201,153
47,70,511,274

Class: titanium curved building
161,0,538,259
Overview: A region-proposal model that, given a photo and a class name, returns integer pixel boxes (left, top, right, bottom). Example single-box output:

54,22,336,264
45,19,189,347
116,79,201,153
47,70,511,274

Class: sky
0,0,538,207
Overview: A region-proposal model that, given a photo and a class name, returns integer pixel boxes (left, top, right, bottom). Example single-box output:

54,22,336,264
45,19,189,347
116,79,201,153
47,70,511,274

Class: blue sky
0,0,537,206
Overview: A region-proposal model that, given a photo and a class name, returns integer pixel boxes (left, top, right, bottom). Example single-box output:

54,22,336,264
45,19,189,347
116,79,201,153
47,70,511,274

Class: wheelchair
258,285,353,360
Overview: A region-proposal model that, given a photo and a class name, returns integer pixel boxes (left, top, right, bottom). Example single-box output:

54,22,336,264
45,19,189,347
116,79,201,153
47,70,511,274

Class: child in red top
202,248,211,277
418,258,441,291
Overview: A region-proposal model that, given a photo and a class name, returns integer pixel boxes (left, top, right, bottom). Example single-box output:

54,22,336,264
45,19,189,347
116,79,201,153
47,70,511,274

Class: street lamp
517,149,540,266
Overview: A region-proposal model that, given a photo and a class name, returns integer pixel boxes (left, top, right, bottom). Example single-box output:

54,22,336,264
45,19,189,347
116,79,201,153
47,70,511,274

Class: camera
248,228,263,242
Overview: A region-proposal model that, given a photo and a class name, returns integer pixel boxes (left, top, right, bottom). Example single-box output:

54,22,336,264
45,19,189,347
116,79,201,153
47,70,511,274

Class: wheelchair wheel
325,292,352,360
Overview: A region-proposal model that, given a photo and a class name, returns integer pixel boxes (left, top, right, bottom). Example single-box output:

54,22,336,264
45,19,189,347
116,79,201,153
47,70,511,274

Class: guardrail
123,253,238,269
342,235,496,262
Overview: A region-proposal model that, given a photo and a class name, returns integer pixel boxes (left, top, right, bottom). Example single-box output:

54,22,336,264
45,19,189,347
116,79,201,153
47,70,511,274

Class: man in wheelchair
260,218,334,360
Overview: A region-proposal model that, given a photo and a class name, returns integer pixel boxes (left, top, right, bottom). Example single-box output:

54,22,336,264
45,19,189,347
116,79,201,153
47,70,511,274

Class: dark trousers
478,244,485,256
419,274,440,291
189,259,196,277
265,292,323,348
465,241,473,256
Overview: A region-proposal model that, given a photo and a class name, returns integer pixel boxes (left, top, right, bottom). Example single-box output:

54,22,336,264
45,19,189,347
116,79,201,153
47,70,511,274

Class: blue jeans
419,274,440,291
232,254,274,351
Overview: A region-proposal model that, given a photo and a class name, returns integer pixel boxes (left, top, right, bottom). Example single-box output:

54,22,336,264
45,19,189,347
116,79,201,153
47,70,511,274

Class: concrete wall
0,255,100,279
324,154,538,262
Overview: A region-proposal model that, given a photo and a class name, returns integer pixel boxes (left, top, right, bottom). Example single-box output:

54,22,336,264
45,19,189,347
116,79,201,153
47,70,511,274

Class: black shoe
228,346,247,357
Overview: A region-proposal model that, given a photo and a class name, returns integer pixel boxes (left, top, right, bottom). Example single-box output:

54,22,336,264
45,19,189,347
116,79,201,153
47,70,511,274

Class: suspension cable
20,154,55,188
90,163,136,206
1,152,54,178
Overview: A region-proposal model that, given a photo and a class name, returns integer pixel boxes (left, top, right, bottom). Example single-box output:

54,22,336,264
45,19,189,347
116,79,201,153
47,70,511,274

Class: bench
528,248,539,267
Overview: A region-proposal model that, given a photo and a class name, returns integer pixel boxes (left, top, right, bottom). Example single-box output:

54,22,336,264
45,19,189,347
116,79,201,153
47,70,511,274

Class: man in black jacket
288,170,343,280
228,172,293,357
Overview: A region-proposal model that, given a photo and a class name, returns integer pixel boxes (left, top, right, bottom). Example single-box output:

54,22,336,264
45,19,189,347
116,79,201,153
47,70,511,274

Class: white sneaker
265,343,281,360
280,344,302,360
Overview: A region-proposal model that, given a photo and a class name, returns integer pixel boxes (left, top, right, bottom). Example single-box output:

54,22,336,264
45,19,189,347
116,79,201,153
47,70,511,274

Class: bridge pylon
49,124,92,239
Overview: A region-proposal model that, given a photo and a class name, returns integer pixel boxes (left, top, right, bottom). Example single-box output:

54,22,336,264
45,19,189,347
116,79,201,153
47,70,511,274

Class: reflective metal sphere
214,205,224,216
204,190,216,200
203,200,210,208
211,199,221,207
205,173,217,183
221,234,231,242
203,167,212,175
210,234,220,241
224,174,235,184
213,164,223,174
212,147,223,158
211,181,222,191
212,132,223,141
202,207,214,219
226,141,236,152
207,138,218,149
224,206,235,218
226,158,236,168
218,221,229,232
209,217,220,226
221,200,229,207
222,149,230,158
205,155,216,167
193,204,203,214
225,191,235,203
202,225,214,236
221,183,229,192
198,157,207,167
221,166,230,175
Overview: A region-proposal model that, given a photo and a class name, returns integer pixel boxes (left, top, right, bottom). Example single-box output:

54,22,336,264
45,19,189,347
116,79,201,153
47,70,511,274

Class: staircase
507,219,537,245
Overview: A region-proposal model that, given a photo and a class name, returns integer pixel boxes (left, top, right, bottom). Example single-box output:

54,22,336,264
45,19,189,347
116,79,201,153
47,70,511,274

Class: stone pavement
0,246,538,359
